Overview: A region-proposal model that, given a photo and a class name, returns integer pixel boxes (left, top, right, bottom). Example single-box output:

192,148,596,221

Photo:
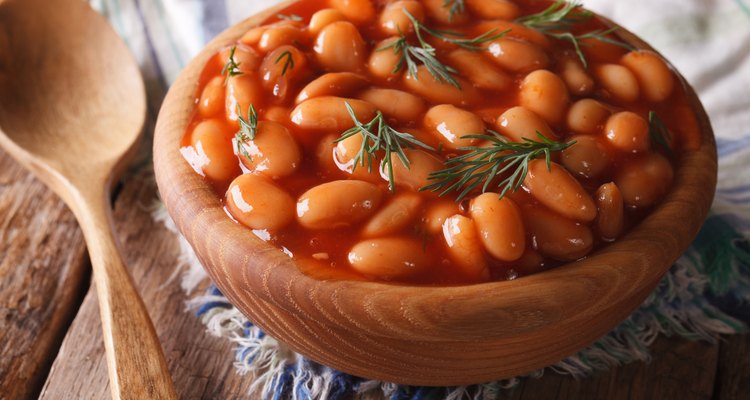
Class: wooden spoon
0,0,177,398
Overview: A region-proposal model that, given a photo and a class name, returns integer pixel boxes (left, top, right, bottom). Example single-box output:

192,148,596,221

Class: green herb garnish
442,0,466,21
516,0,591,29
516,0,633,67
378,10,508,88
335,102,434,192
274,50,295,76
648,111,673,157
221,46,243,84
234,104,258,160
422,131,575,201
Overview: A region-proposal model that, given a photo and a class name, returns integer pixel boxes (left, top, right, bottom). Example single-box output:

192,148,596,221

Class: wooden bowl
153,1,717,386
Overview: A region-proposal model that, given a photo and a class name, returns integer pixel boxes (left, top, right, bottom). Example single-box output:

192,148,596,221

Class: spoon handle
73,187,178,400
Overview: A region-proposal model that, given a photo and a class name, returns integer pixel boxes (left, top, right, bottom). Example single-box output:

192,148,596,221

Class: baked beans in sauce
181,0,700,285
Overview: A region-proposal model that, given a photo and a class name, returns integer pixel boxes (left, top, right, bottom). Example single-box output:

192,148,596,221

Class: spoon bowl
0,0,176,398
0,0,143,182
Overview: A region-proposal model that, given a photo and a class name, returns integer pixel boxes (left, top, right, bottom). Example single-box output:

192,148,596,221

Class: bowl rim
153,0,717,373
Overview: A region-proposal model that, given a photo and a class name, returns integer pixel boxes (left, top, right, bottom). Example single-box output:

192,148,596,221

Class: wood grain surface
40,172,255,400
152,1,717,385
0,149,89,400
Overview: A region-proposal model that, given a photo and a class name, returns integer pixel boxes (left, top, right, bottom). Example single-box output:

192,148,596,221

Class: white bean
348,237,432,279
314,21,366,72
494,106,556,143
486,38,550,73
383,149,444,191
421,0,469,24
566,98,611,134
423,104,484,149
561,135,611,180
296,72,369,103
329,0,376,25
297,180,383,229
442,215,490,282
621,50,675,103
519,69,570,126
258,25,305,53
225,75,263,122
187,119,240,184
198,76,225,118
358,88,426,123
614,153,674,208
469,193,526,262
593,64,640,103
523,159,597,222
363,193,422,237
403,65,480,106
291,97,376,131
595,182,624,240
422,199,460,234
522,204,594,261
309,8,347,36
446,49,512,91
259,46,307,101
226,174,295,230
332,133,384,182
237,121,301,179
559,56,594,96
604,111,650,153
368,37,403,81
379,1,425,35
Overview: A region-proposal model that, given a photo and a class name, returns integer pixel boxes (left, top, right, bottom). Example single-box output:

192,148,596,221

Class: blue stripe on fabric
271,364,295,400
195,301,231,316
200,0,230,44
328,370,354,400
718,183,750,194
716,191,750,205
717,135,750,158
292,359,312,400
409,386,430,400
132,0,169,93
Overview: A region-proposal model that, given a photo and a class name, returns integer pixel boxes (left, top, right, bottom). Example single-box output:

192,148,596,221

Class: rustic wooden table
1,145,749,399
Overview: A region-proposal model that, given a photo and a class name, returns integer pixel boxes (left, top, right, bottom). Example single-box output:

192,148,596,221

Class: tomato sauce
181,0,698,285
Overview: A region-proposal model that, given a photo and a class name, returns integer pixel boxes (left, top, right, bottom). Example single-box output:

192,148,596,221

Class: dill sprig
274,50,295,76
648,111,673,157
276,13,303,21
442,0,466,21
335,102,434,192
422,131,575,201
516,0,591,29
221,46,243,84
378,10,508,88
516,0,633,68
380,35,460,87
234,104,258,160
